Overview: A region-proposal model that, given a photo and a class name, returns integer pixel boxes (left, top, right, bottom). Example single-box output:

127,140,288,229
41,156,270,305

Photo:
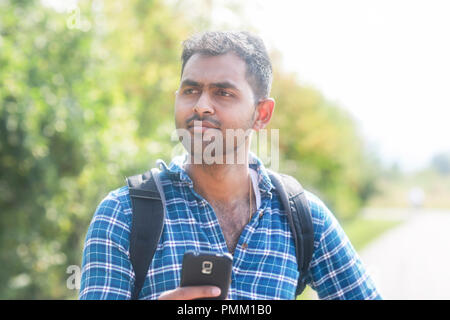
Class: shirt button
242,243,248,250
259,212,264,219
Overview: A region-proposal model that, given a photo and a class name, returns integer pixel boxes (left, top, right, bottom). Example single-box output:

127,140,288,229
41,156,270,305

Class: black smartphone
180,251,233,300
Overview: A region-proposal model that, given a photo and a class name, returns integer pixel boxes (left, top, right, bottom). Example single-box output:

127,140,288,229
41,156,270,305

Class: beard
176,116,255,165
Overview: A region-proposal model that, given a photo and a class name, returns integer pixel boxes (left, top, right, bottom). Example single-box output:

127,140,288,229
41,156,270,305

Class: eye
183,88,200,95
217,90,233,97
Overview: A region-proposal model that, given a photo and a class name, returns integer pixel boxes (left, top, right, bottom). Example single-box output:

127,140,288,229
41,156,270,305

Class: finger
158,286,221,300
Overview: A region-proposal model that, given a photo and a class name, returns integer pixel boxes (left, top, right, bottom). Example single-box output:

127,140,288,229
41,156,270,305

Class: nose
194,92,215,116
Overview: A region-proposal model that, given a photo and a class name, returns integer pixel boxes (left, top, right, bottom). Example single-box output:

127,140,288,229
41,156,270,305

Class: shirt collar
156,152,275,195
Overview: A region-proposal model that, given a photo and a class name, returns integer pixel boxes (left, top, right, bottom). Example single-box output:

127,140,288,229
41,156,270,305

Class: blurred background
1,0,449,299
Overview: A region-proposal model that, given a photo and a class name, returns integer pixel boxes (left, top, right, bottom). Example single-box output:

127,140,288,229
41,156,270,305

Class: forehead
181,52,248,86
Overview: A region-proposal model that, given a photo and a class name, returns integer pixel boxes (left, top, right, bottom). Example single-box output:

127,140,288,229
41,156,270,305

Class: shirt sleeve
305,192,382,300
79,189,134,300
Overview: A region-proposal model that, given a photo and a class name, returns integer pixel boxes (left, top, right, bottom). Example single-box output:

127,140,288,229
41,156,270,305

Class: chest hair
209,198,252,255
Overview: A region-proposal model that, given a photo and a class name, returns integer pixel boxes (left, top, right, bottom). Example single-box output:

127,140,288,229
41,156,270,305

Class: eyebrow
180,79,201,88
180,79,239,91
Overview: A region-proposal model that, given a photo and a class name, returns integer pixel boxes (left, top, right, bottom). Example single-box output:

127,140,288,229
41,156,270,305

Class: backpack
126,167,314,300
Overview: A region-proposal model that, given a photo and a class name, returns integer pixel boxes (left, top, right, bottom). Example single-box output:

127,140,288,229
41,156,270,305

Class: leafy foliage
0,0,189,299
431,152,450,175
269,68,379,219
0,0,378,298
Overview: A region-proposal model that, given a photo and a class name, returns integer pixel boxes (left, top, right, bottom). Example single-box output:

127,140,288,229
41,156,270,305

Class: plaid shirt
79,154,381,300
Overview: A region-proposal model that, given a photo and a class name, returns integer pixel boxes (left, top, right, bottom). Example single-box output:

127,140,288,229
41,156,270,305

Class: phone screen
180,251,233,300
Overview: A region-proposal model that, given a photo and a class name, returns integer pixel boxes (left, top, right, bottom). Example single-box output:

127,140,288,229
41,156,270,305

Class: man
79,31,381,300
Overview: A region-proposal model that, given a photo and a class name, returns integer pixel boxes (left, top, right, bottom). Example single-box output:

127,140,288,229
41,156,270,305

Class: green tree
269,67,379,220
431,152,450,175
0,0,190,299
0,0,379,299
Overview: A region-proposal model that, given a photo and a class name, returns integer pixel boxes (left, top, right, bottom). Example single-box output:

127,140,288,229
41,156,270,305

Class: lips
187,120,220,131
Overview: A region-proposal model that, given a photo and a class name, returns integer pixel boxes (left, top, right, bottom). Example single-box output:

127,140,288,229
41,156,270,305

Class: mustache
186,114,221,128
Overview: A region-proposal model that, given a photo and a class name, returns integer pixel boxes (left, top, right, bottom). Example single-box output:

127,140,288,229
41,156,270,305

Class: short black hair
181,31,273,104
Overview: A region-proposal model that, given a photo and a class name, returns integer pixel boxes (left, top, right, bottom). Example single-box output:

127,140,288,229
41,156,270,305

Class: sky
239,0,450,171
42,0,450,172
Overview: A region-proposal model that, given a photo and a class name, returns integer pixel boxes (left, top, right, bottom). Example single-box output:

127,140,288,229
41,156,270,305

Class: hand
158,286,221,300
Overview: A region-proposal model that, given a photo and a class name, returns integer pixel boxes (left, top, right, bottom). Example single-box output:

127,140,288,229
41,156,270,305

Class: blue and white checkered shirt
79,154,381,300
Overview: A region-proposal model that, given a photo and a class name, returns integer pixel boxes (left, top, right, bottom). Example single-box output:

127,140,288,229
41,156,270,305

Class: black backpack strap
126,168,164,300
268,170,314,296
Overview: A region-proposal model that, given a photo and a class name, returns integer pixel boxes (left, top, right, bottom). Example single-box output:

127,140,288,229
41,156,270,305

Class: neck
184,153,251,204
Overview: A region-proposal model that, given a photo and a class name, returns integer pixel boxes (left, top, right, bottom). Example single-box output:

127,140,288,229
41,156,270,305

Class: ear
253,98,275,131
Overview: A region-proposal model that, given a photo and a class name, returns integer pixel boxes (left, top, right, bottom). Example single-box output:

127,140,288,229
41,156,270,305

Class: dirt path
359,209,450,299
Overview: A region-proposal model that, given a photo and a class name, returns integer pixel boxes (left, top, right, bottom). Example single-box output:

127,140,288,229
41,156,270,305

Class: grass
341,217,403,252
367,169,450,209
297,215,403,300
